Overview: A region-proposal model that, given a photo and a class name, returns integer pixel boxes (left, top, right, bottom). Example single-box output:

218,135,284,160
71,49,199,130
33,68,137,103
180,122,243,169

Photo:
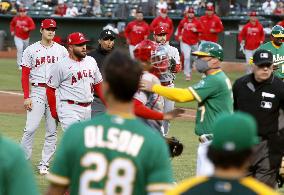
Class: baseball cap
206,5,214,11
160,8,168,14
252,49,273,66
249,11,257,17
154,25,168,35
99,29,116,40
41,19,57,29
211,112,259,152
67,32,89,45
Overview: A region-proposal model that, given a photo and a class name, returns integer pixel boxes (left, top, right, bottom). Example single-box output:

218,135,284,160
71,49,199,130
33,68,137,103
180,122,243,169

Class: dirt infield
0,92,25,114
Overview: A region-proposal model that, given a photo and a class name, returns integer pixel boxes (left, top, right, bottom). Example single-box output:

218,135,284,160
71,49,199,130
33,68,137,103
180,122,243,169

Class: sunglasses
102,37,115,41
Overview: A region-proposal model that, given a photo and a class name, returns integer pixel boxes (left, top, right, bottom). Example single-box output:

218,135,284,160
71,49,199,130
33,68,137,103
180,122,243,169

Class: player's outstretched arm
46,183,67,195
163,108,185,120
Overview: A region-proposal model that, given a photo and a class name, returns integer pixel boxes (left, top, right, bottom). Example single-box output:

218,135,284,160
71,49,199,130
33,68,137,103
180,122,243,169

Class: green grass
0,58,22,91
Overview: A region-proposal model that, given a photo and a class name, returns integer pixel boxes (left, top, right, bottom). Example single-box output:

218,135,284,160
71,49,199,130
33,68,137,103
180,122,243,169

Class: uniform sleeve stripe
46,173,70,186
165,176,208,195
240,177,279,195
147,183,174,192
94,79,103,85
188,87,202,102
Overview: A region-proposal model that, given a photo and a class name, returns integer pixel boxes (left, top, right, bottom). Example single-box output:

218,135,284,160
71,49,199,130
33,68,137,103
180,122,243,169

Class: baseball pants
21,87,57,166
180,41,198,77
196,140,214,176
129,44,135,59
163,83,175,135
14,36,29,68
58,101,91,131
244,49,256,74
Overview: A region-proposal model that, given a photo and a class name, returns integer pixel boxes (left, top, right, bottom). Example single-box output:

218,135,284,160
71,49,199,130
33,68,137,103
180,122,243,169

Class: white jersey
160,44,180,83
134,71,164,131
47,55,102,103
21,41,68,84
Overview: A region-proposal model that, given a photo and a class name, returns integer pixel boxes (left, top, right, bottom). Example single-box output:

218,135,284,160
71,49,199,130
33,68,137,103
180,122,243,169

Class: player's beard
74,49,87,59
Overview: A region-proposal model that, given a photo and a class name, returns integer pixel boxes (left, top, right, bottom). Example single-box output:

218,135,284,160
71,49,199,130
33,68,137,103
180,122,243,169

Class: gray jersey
134,71,164,131
160,44,180,83
21,41,68,83
47,55,102,103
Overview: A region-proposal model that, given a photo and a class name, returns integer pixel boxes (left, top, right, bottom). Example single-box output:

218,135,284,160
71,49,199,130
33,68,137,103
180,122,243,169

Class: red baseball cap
188,7,195,14
53,35,63,45
41,19,57,29
67,32,89,45
18,7,26,12
206,5,214,11
160,8,168,14
154,25,168,35
249,11,257,17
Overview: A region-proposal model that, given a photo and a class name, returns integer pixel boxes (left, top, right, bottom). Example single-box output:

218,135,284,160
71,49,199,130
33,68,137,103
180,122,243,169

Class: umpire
233,49,284,188
89,29,116,117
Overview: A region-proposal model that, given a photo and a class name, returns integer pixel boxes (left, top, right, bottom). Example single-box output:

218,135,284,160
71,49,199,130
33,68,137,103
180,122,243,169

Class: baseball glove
169,58,177,73
166,137,184,157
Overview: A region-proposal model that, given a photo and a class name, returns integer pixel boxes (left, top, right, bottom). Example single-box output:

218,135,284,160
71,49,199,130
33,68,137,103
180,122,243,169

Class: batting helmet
271,25,284,38
192,41,224,61
154,25,168,35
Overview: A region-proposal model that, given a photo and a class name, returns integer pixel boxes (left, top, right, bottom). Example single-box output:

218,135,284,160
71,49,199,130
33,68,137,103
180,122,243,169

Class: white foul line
0,90,23,96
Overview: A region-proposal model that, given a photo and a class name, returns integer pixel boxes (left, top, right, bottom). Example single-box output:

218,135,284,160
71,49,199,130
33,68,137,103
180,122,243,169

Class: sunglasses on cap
102,36,115,41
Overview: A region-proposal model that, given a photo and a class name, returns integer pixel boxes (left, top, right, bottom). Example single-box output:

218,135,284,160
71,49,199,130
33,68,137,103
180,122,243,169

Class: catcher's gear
192,41,224,61
150,45,170,74
169,57,177,72
271,25,284,38
166,137,184,157
134,39,158,62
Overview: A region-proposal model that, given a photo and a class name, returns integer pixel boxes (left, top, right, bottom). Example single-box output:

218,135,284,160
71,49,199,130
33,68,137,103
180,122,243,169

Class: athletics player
20,18,68,175
46,32,104,131
166,112,279,195
133,39,184,134
153,25,181,135
10,7,35,69
141,41,233,176
46,50,174,195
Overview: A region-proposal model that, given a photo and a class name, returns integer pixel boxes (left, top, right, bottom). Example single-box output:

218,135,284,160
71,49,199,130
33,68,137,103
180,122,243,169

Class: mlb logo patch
260,53,268,58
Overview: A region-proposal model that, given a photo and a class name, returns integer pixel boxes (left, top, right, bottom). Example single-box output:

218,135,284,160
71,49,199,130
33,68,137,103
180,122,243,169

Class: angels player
153,25,181,135
46,32,104,131
20,19,68,175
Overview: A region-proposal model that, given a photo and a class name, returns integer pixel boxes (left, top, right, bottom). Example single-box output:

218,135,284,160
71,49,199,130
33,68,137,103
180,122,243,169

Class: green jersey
258,41,284,79
47,113,173,195
188,70,233,136
166,176,279,195
0,137,39,195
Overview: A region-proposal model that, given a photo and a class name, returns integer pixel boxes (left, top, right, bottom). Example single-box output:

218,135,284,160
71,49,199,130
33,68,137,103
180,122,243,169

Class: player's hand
11,32,14,36
210,29,215,33
24,98,32,111
191,27,197,32
23,27,29,32
140,79,155,92
51,111,59,122
163,108,185,120
178,36,182,41
126,39,130,44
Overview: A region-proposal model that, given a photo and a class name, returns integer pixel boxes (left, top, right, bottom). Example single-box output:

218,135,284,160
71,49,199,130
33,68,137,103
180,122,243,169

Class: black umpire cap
253,49,273,66
99,29,116,40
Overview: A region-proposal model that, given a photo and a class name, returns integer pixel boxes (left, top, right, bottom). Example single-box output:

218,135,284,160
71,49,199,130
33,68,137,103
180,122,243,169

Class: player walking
47,32,104,131
46,50,174,195
20,19,68,175
153,25,181,135
10,7,35,69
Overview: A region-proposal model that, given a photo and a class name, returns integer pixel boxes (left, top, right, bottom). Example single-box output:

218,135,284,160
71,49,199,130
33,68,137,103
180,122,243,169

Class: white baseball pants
129,44,135,59
14,36,29,68
196,140,214,176
180,42,198,76
244,49,256,74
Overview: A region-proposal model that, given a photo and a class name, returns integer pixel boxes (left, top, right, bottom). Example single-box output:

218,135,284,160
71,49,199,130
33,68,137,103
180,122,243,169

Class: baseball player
133,39,184,135
46,50,174,195
46,32,104,131
10,7,35,69
199,5,224,43
124,10,150,58
258,25,284,79
177,7,202,81
141,41,233,176
153,25,181,135
150,8,174,42
238,11,264,74
166,112,279,195
20,19,68,175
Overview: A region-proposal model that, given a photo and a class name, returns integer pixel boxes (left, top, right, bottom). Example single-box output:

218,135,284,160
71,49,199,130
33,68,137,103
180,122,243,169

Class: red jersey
177,17,203,45
277,20,284,28
238,21,264,50
199,14,224,42
10,15,35,40
124,20,150,45
150,16,174,41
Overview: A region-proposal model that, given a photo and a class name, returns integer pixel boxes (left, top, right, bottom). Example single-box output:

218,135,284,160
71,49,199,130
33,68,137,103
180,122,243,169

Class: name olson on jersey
71,69,96,85
84,125,144,157
35,56,59,67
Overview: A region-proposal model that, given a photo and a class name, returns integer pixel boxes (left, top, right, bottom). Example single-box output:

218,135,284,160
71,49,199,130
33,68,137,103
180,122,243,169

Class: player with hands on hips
47,32,104,131
133,39,184,135
20,18,68,175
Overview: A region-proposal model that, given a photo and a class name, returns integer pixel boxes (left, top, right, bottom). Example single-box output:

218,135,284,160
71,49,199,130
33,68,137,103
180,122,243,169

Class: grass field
0,58,283,194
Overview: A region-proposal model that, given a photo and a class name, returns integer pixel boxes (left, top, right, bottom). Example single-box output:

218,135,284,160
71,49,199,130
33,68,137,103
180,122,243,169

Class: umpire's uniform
233,49,284,187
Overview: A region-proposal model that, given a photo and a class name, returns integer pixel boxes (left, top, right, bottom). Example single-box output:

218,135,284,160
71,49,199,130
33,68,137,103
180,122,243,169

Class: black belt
31,83,47,87
65,100,91,107
161,81,172,86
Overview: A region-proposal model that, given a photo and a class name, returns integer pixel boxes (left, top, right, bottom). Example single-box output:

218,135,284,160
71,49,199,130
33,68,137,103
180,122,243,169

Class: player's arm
28,17,36,31
93,81,106,105
133,98,164,120
46,183,68,195
214,18,224,33
46,86,58,120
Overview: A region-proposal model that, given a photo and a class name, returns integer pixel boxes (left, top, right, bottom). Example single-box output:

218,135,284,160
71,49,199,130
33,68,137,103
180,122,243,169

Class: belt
199,134,213,143
32,83,47,87
66,100,91,107
161,81,172,86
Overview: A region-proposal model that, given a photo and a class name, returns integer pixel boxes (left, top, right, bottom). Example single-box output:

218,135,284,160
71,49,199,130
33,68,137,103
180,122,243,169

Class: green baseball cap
271,25,284,38
192,41,224,61
211,112,259,152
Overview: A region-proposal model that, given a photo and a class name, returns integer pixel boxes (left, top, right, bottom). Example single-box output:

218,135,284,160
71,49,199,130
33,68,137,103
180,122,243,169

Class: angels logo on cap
41,19,57,29
67,32,89,45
